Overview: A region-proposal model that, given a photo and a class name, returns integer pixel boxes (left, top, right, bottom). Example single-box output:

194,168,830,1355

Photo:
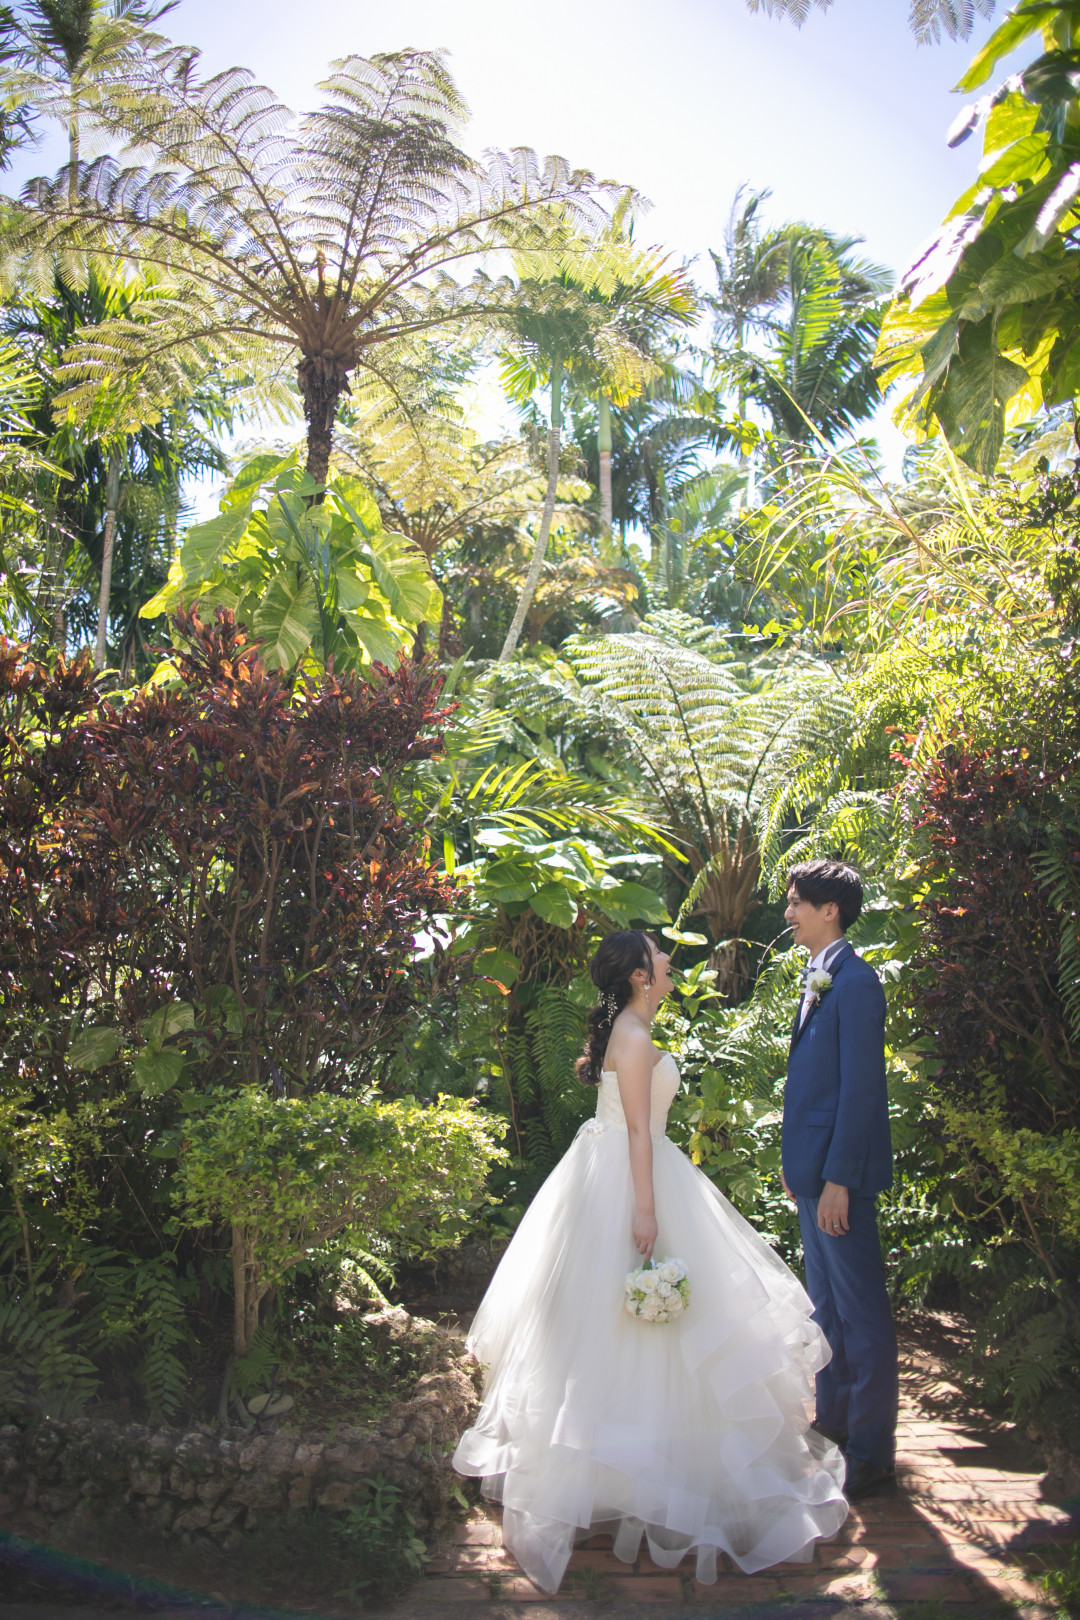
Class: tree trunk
500,359,563,662
94,451,121,671
68,120,78,209
298,352,350,497
231,1223,262,1357
598,393,613,539
42,524,67,654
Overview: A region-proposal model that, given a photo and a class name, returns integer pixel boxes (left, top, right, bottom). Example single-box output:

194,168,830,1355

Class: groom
781,859,898,1501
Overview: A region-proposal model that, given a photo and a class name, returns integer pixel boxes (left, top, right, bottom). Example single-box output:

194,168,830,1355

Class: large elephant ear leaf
331,484,441,626
140,506,251,619
528,883,578,928
222,450,298,510
367,530,443,626
132,1046,185,1096
932,320,1029,474
599,882,670,927
68,1027,121,1071
177,504,252,581
327,476,382,536
349,607,406,666
252,575,318,668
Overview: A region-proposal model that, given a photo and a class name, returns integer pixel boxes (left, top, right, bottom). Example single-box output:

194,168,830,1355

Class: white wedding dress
452,1053,848,1592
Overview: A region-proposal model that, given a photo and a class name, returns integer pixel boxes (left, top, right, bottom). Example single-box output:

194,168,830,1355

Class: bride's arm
615,1032,658,1259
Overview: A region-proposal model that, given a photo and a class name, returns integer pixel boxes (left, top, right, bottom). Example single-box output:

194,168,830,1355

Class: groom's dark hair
786,859,863,932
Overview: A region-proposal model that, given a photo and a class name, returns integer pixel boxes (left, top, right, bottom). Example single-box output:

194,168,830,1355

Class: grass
1037,1541,1080,1614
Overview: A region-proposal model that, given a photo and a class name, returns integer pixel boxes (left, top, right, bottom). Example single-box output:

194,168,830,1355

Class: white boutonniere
806,967,833,1009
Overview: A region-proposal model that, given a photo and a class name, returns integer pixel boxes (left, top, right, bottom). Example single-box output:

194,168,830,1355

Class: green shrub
173,1089,506,1353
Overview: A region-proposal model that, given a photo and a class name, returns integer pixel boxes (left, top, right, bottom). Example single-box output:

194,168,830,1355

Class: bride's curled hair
575,929,655,1087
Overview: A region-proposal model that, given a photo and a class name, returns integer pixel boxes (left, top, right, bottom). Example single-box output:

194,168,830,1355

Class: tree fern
745,0,995,41
15,46,627,483
132,1258,187,1423
528,988,591,1156
0,1291,100,1419
1034,835,1080,1049
564,627,835,985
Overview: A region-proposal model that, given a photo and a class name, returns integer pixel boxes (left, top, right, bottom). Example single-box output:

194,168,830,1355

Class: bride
453,928,848,1593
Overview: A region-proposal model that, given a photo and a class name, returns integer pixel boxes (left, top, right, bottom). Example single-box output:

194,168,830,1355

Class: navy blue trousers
797,1193,898,1472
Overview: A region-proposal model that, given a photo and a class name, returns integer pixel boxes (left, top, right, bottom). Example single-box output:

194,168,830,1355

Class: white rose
638,1271,659,1293
656,1261,678,1284
641,1297,662,1320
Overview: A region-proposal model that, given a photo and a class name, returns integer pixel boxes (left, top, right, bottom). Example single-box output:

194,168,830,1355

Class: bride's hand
633,1211,658,1259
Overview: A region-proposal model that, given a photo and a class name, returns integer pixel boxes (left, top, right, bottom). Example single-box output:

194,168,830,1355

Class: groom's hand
780,1170,797,1207
818,1181,850,1237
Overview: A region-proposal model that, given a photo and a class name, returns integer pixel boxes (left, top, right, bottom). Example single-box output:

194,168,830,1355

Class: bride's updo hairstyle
575,929,655,1087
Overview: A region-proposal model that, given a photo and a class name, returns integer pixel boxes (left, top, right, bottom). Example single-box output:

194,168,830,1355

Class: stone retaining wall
0,1311,480,1553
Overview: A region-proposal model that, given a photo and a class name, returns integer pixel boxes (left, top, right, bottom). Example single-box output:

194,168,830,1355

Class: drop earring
644,986,652,1014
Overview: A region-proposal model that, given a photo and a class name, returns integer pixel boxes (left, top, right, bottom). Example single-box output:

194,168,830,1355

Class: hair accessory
599,991,619,1020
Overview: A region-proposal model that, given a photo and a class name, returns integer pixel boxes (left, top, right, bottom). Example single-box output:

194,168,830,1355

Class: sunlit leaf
68,1026,121,1071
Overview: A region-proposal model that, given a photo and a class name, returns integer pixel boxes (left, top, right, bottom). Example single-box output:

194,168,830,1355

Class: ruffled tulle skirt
452,1122,848,1592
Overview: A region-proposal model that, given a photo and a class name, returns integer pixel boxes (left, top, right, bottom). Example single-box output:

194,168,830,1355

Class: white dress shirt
798,939,846,1028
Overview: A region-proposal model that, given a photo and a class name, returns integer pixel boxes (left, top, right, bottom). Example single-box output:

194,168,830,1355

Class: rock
238,1434,269,1472
385,1432,417,1460
316,1479,355,1511
149,1499,177,1533
168,1464,197,1500
196,1476,228,1508
292,1442,324,1475
128,1464,163,1497
362,1304,413,1343
323,1440,378,1475
173,1504,212,1533
231,1469,285,1511
174,1433,218,1476
260,1435,296,1474
37,1485,80,1514
407,1409,436,1442
287,1475,313,1509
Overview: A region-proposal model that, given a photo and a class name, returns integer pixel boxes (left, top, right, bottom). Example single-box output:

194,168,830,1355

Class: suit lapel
789,940,853,1054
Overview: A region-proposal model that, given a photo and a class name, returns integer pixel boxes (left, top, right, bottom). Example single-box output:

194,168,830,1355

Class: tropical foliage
880,1,1080,472
5,0,1080,1551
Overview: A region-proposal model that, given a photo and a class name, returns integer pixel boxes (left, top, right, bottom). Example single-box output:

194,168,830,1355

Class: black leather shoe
844,1458,898,1500
812,1421,848,1448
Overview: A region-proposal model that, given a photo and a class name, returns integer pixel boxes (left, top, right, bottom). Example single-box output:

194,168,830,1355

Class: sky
11,0,1004,484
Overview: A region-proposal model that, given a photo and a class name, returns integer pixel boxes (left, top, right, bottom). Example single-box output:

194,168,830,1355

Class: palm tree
716,228,891,456
4,262,229,669
590,239,697,537
744,0,995,44
5,1,175,199
496,238,695,660
2,0,174,644
14,47,623,492
708,187,788,430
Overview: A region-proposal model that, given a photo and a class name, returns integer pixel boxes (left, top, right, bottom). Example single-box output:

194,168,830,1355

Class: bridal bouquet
624,1256,690,1323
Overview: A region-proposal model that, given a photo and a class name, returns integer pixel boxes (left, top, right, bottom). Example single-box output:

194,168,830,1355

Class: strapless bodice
593,1051,680,1136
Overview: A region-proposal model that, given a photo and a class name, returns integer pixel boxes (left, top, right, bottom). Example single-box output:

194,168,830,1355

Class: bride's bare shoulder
604,1017,658,1077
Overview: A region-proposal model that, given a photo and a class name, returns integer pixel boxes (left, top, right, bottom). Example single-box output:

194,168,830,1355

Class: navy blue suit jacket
782,941,892,1198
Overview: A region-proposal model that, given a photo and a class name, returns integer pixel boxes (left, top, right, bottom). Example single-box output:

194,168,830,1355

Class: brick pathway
388,1320,1079,1618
